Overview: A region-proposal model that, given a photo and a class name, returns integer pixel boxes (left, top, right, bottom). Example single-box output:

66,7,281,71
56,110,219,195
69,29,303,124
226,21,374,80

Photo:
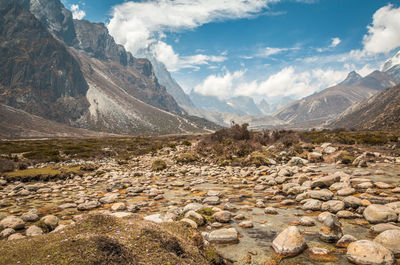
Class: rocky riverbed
1,142,400,264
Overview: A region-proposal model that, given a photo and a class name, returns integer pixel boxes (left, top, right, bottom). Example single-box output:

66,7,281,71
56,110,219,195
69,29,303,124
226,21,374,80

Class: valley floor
0,132,400,264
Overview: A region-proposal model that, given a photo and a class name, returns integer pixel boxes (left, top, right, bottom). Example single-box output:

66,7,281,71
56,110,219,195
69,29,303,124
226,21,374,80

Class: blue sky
62,0,400,102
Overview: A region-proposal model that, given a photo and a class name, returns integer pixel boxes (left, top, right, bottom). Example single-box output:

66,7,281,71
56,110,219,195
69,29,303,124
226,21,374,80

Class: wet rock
8,233,25,241
272,226,307,256
77,200,99,211
20,212,40,222
203,196,220,205
25,225,43,236
319,214,343,243
374,229,400,255
288,157,308,167
337,210,360,219
363,204,397,224
207,190,222,197
171,181,185,187
347,240,394,265
308,152,323,163
181,218,198,228
344,196,364,208
213,211,231,223
144,214,163,223
0,216,25,230
330,182,351,191
300,216,316,226
385,201,400,214
308,247,330,256
302,199,322,211
0,228,15,239
208,228,239,244
370,223,400,234
337,187,356,196
111,212,133,218
311,175,340,189
183,203,203,213
336,234,357,248
99,193,119,204
41,215,59,230
111,203,126,211
318,212,334,223
264,207,278,215
281,199,296,206
374,182,394,189
308,189,334,201
184,211,204,226
211,222,223,228
238,220,253,228
233,214,245,220
58,203,77,210
321,200,345,213
255,199,265,208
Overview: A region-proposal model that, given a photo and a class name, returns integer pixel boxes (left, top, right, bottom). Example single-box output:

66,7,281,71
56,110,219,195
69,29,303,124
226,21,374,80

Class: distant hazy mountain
274,70,396,125
190,92,240,114
331,83,400,130
256,99,271,115
226,96,263,115
0,0,216,136
337,71,362,86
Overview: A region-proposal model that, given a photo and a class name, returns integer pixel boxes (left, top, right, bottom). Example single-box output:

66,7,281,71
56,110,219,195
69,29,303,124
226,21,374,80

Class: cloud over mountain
108,0,277,71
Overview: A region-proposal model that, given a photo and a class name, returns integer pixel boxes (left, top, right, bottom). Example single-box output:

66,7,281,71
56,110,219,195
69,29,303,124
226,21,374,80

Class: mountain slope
0,0,215,136
146,56,195,108
72,49,210,135
72,20,184,116
274,71,396,124
0,1,89,124
0,104,107,138
331,84,400,130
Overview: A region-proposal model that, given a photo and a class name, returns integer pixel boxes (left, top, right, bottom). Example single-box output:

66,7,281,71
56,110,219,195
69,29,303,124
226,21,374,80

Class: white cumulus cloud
108,0,278,71
363,4,400,54
70,4,86,20
151,41,227,72
194,70,245,99
194,67,347,100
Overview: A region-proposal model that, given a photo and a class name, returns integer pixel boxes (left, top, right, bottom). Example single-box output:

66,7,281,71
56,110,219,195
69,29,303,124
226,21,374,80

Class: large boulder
363,205,397,224
374,229,400,255
207,228,238,244
25,225,43,237
347,240,394,265
212,211,231,223
272,226,307,256
41,215,59,230
0,216,25,230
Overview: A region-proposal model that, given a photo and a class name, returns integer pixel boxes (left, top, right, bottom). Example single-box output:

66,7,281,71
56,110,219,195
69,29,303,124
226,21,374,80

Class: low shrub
151,159,167,171
176,153,197,164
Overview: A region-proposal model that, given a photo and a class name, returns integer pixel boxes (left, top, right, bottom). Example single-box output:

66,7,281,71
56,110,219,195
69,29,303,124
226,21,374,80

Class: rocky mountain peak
382,50,400,72
73,19,134,67
13,0,77,45
338,71,362,86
